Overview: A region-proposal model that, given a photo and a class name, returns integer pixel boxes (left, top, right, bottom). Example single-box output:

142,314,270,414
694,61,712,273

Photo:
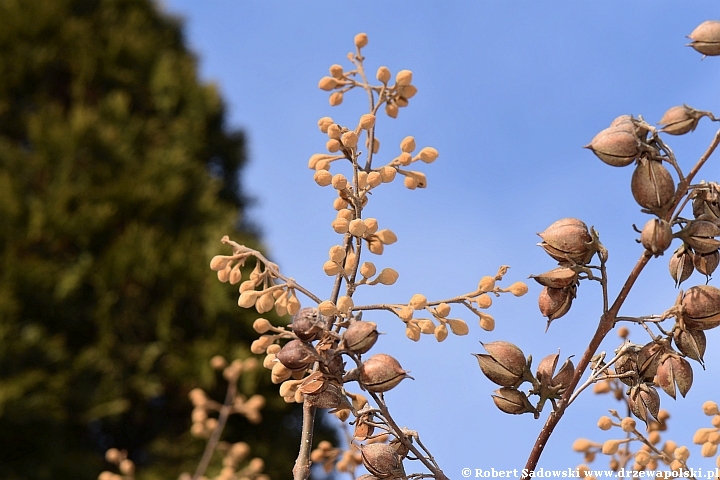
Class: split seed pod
536,353,575,390
530,267,578,289
656,354,694,399
359,354,412,392
473,341,527,387
668,245,695,286
538,218,597,264
692,250,720,278
682,285,720,330
342,321,379,354
679,221,720,254
688,20,720,56
628,383,660,425
492,387,536,415
538,286,575,328
659,105,705,135
630,160,675,214
673,328,706,365
291,307,329,341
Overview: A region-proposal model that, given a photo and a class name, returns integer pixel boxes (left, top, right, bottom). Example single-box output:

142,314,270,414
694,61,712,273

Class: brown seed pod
628,383,660,425
656,354,693,399
276,339,317,372
342,321,379,354
691,182,720,220
492,387,536,415
530,267,578,289
536,353,575,389
688,20,720,56
291,307,329,341
673,328,706,364
474,341,526,387
538,218,596,264
359,354,412,392
659,105,704,135
640,219,673,257
585,126,640,167
636,341,669,381
679,221,720,254
305,381,346,409
614,348,640,386
682,285,720,330
538,286,574,326
360,443,402,479
692,249,720,278
669,245,695,286
630,159,675,213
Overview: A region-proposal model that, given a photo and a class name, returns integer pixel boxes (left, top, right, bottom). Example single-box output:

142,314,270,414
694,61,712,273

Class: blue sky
162,1,720,476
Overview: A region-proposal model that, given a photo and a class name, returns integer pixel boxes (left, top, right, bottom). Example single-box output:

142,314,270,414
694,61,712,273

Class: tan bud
597,416,613,430
317,117,334,133
376,66,391,83
336,295,354,314
376,268,399,285
326,138,341,153
359,113,376,130
395,69,412,86
366,135,380,153
434,323,448,342
447,318,469,335
341,131,359,148
323,260,342,276
253,318,272,334
239,290,260,309
507,281,529,297
400,136,416,153
349,218,368,237
318,76,338,91
409,293,427,309
375,229,397,244
476,293,492,309
367,171,382,188
404,176,418,190
435,303,451,317
572,439,594,453
418,147,438,163
354,32,368,48
329,92,343,106
327,123,342,139
385,102,398,118
329,64,344,79
331,217,349,234
397,305,413,321
255,292,274,314
329,245,346,263
602,439,620,455
702,400,719,416
379,165,397,183
271,361,292,384
318,300,338,316
333,197,349,210
405,321,420,341
479,312,495,331
331,174,347,191
314,169,332,187
360,262,376,278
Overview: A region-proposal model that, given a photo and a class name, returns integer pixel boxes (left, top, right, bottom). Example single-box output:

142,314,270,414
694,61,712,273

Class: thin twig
192,377,237,480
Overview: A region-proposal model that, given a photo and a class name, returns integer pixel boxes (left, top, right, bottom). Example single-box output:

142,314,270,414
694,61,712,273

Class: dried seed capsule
636,341,668,381
360,443,401,479
631,160,675,213
673,328,706,364
530,267,578,289
614,347,640,386
474,341,526,387
669,245,694,286
640,219,673,257
492,387,536,415
659,105,704,135
342,321,379,354
693,249,720,277
359,354,412,392
305,381,344,409
688,20,720,56
538,286,574,324
290,307,328,341
536,353,575,389
679,220,720,254
692,182,720,219
682,285,720,330
585,126,640,167
538,218,597,264
628,383,660,425
656,354,693,399
276,339,317,371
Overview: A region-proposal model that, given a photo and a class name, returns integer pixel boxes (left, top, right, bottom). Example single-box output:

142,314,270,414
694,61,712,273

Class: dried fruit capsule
276,339,317,371
682,285,720,330
359,354,411,392
492,387,536,415
530,267,578,289
342,321,379,354
669,246,694,286
538,218,597,264
688,20,720,56
474,341,526,387
538,286,574,324
536,353,574,389
640,219,673,256
628,383,660,425
659,105,703,135
631,160,675,213
360,443,401,478
656,354,693,399
290,307,328,341
673,328,706,364
585,126,640,167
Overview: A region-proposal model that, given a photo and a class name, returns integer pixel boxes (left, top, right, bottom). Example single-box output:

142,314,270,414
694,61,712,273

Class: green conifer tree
0,1,328,478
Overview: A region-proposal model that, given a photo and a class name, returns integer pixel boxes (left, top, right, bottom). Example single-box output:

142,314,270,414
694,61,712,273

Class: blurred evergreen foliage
0,1,331,478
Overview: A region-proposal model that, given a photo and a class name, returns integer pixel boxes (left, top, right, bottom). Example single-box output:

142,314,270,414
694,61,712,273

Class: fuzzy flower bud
354,33,368,48
376,66,391,83
395,69,412,86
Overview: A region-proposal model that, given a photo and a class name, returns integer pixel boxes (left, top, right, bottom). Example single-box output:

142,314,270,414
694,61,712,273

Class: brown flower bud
631,160,675,213
640,219,673,256
360,443,402,479
538,218,597,264
585,126,641,167
276,340,317,372
531,267,579,289
291,307,328,342
474,341,526,387
628,383,660,425
536,353,575,389
492,387,537,415
693,249,720,278
682,285,720,330
342,321,379,354
354,33,369,48
538,286,574,325
680,220,720,254
669,245,695,286
659,105,705,135
673,328,706,364
656,354,693,399
359,354,412,392
688,21,720,56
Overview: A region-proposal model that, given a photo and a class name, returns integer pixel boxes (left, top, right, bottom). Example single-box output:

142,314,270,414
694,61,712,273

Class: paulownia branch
523,127,720,476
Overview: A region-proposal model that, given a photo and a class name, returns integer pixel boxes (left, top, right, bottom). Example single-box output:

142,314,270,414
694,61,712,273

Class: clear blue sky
163,1,720,476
